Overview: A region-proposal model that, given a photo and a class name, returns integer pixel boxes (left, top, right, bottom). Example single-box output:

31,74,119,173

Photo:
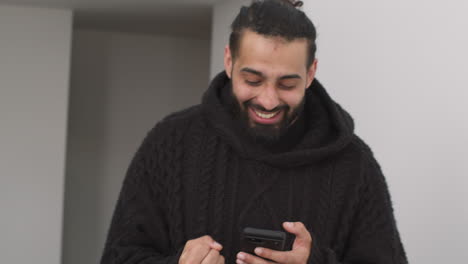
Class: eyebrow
240,67,263,77
279,74,301,80
240,67,302,80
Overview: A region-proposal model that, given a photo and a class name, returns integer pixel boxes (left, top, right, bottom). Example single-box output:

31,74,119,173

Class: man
101,0,408,264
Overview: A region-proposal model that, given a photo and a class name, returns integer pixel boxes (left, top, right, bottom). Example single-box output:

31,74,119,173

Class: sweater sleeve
100,127,182,264
308,152,408,264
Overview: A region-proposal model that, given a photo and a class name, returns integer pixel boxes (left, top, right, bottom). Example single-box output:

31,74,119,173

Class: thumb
283,222,312,251
210,241,223,251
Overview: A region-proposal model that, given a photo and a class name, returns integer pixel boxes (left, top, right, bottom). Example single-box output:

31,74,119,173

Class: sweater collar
201,71,355,168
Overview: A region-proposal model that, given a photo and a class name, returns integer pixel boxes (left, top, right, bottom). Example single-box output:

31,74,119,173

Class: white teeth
254,109,278,119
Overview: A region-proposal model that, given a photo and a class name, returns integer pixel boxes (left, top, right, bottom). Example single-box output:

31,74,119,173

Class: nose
256,85,280,111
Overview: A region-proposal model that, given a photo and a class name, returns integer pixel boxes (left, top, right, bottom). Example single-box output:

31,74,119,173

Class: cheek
279,90,305,110
232,81,255,106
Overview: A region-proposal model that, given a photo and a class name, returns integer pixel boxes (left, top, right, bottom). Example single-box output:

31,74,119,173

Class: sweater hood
201,71,355,168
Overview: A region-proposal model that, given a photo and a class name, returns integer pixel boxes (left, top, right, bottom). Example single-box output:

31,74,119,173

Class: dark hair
229,0,317,68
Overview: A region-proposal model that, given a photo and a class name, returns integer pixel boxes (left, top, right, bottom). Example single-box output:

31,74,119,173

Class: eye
245,80,262,86
279,84,296,90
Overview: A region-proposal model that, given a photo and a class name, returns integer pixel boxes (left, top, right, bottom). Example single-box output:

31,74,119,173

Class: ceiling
0,0,219,38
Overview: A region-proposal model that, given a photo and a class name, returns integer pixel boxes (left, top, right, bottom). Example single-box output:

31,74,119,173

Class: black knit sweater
100,72,408,264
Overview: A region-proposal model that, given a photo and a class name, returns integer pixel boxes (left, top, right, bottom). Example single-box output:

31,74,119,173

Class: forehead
236,29,308,76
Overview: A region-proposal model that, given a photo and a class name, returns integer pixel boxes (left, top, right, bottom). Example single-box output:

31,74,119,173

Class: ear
305,59,318,89
224,45,233,79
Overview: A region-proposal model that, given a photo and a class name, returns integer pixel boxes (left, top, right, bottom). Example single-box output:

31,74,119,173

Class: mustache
244,100,289,113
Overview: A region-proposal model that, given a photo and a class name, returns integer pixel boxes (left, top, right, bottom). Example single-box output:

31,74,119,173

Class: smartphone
240,227,286,255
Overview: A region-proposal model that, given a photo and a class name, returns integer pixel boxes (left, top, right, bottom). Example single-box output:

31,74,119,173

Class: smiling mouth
248,107,284,125
253,109,280,119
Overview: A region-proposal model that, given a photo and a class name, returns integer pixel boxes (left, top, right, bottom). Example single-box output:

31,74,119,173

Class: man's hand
236,222,312,264
179,235,225,264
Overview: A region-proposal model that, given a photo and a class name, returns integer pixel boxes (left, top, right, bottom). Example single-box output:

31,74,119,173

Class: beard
224,80,306,146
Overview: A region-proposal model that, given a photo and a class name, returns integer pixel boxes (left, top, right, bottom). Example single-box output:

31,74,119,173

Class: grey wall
63,29,210,264
211,0,468,263
0,5,72,264
210,0,249,79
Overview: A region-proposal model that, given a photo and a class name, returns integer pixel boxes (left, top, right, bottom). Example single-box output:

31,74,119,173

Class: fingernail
254,247,263,255
285,222,294,228
237,252,246,260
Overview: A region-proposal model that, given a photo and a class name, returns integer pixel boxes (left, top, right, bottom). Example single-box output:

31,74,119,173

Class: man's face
224,29,317,144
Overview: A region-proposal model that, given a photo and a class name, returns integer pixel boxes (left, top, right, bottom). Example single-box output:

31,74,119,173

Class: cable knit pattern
212,143,229,242
195,128,219,237
238,164,281,228
166,120,186,249
100,72,408,264
312,162,335,246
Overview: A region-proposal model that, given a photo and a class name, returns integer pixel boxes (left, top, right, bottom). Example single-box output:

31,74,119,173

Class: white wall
305,1,468,263
211,0,468,263
0,5,72,264
63,29,210,264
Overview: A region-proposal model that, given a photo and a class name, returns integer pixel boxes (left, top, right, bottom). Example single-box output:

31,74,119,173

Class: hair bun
280,0,304,8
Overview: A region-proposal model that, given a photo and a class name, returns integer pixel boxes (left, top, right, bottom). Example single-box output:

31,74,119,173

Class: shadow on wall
63,31,112,264
61,29,211,264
